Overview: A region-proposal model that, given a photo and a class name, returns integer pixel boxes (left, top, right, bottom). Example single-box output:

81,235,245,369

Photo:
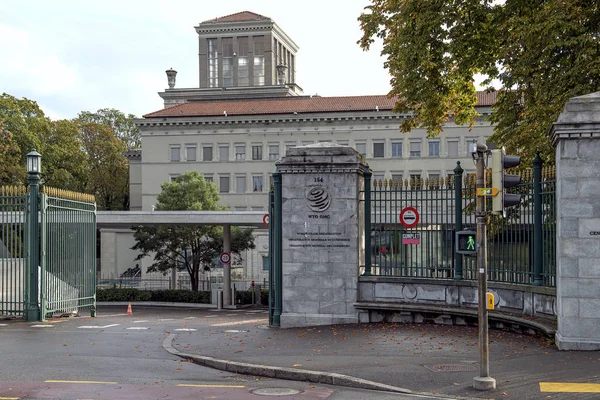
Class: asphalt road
0,306,453,400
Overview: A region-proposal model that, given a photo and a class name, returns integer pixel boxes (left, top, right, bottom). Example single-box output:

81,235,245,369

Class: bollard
217,289,223,310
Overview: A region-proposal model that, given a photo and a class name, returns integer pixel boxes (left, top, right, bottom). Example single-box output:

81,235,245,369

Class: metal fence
0,185,97,320
365,160,556,286
0,186,27,316
96,277,266,292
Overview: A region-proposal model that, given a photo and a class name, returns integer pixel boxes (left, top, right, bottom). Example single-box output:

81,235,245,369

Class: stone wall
276,144,368,327
549,92,600,350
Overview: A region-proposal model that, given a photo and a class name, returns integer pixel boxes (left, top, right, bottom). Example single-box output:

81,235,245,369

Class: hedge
97,288,269,305
96,288,210,303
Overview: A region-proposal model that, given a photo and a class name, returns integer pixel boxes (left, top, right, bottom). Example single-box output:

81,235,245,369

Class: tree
0,128,24,185
78,108,141,150
0,93,87,188
40,119,88,191
79,121,129,210
131,171,256,291
358,0,600,164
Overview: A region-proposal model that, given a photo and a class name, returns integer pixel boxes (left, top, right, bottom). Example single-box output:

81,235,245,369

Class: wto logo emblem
307,187,331,212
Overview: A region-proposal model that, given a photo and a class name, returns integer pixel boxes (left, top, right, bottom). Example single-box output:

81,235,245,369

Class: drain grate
424,364,478,373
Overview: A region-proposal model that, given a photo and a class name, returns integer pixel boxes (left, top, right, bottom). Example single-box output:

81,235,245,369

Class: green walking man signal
456,230,477,255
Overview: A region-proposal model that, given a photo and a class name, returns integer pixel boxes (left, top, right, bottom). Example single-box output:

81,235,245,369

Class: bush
96,288,210,303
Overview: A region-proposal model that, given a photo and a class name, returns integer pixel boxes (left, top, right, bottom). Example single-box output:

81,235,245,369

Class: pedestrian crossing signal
456,230,477,255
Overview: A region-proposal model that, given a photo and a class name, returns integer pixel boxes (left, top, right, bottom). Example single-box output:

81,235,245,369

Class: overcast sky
0,0,391,120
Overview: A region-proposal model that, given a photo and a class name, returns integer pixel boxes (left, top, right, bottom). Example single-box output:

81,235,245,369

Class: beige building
120,11,496,282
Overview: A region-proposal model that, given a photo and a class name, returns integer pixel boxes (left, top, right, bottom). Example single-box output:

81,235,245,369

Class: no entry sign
219,252,231,264
400,206,419,229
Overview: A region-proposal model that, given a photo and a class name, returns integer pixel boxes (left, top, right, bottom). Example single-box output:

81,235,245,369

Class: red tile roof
144,92,496,119
202,11,269,24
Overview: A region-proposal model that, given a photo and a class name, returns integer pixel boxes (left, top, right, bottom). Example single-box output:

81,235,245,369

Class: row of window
170,143,280,162
169,138,472,162
170,173,271,194
169,170,468,192
207,37,265,88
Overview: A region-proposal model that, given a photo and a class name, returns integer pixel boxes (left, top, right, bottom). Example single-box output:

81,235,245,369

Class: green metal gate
0,185,97,321
41,187,97,319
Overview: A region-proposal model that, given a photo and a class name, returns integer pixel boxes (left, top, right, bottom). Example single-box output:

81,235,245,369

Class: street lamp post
26,149,42,322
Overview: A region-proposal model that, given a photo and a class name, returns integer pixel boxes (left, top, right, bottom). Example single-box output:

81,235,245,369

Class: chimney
166,68,177,89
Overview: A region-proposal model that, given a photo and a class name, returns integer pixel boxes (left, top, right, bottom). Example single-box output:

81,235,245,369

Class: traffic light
456,230,477,255
491,148,521,215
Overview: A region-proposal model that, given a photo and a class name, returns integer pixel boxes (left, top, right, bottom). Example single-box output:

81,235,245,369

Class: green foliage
96,288,210,303
132,171,256,291
78,108,141,150
358,0,600,164
0,93,134,209
79,121,129,210
0,128,24,185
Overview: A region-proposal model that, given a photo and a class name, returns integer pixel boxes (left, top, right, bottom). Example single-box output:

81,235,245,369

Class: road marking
31,325,54,328
175,328,197,332
246,310,267,313
210,318,267,327
45,380,117,384
78,324,120,329
205,315,218,318
126,327,148,330
183,317,197,320
0,397,20,399
132,320,148,323
0,323,8,326
108,313,128,316
159,318,175,321
177,384,246,388
540,382,600,393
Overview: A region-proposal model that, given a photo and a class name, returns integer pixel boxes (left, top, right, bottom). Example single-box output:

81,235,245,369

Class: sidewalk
167,310,599,399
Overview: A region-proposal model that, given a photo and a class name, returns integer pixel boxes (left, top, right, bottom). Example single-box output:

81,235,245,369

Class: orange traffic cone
127,302,132,315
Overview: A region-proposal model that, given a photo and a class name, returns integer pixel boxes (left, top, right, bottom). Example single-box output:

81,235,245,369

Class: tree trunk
191,260,200,291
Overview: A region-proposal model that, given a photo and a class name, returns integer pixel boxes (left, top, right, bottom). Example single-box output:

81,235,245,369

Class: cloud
0,24,81,96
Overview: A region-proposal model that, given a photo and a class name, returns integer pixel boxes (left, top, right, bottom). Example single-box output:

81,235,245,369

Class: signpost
219,252,231,265
400,207,419,228
402,233,421,245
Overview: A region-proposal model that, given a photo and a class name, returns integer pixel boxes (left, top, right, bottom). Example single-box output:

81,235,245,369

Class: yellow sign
486,292,495,310
477,188,499,197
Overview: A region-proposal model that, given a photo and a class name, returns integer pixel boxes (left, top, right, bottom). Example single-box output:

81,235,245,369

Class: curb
162,334,417,395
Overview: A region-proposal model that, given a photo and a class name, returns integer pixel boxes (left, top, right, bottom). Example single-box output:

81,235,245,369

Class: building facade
119,11,496,282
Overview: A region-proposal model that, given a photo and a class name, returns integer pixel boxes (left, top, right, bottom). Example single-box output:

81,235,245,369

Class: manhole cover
251,388,303,396
424,364,478,372
224,329,249,333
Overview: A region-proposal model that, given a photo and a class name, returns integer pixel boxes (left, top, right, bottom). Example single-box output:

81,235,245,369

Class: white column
223,224,232,306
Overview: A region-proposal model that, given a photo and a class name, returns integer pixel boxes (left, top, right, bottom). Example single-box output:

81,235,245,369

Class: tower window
253,37,265,86
222,38,233,87
208,39,218,88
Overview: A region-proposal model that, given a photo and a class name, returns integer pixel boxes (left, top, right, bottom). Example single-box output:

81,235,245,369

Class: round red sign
220,252,231,264
263,214,270,226
400,207,420,228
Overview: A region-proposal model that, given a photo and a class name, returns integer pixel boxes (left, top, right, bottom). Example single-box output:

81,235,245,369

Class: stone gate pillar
549,92,600,350
275,143,368,328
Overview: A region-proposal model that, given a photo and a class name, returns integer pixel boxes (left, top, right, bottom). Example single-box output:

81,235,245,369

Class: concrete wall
357,277,556,319
549,92,600,350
